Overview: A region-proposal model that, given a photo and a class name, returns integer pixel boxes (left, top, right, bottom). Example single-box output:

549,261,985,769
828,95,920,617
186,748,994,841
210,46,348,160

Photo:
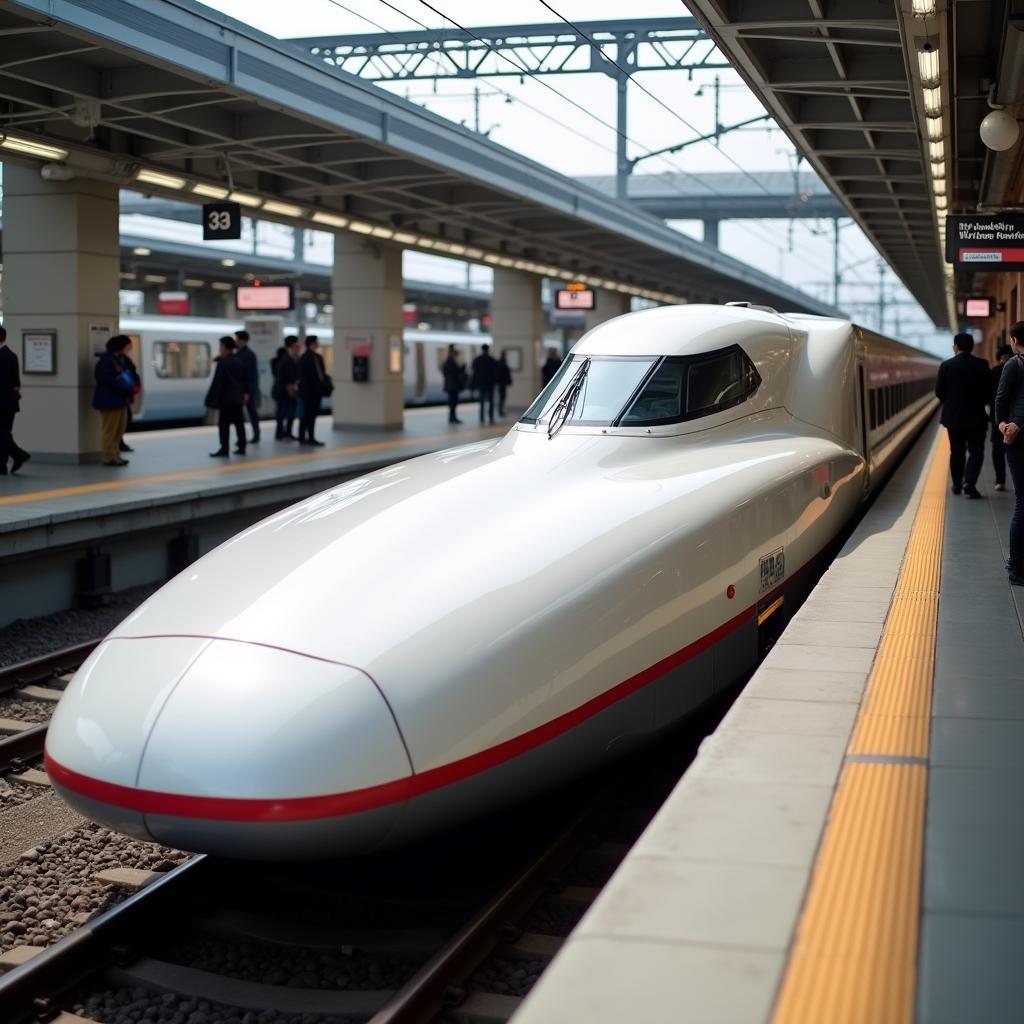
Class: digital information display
236,284,295,311
965,297,993,318
555,287,596,311
946,214,1024,271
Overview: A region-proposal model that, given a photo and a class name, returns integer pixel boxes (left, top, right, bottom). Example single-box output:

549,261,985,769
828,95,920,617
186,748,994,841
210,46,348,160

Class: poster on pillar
89,323,112,357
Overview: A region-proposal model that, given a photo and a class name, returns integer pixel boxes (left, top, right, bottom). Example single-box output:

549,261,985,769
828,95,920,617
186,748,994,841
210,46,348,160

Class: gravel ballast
0,696,53,724
0,583,158,666
0,823,188,954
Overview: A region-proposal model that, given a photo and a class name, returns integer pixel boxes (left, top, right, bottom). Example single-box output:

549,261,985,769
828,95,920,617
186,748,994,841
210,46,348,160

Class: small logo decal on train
759,547,785,594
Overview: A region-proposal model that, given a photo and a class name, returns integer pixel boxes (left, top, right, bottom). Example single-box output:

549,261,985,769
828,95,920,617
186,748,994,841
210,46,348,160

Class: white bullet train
45,304,939,859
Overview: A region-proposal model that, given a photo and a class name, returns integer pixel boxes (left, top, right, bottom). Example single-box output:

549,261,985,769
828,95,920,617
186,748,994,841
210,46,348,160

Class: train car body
46,305,939,858
119,315,495,422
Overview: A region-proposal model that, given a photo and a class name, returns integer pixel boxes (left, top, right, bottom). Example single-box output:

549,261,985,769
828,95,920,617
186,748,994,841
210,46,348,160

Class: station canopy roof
684,0,1020,329
0,0,840,317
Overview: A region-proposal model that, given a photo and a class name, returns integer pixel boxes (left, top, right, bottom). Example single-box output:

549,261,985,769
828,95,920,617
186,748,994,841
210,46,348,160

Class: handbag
321,374,335,398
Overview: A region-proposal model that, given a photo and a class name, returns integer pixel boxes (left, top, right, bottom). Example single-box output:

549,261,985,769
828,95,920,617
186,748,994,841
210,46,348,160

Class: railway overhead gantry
0,0,838,463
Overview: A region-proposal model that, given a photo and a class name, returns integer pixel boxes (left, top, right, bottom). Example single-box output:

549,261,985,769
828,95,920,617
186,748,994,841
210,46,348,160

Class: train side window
869,390,877,430
152,341,211,379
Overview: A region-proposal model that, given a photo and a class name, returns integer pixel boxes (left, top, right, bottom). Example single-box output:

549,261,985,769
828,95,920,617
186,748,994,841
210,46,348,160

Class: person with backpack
206,336,249,458
92,335,135,467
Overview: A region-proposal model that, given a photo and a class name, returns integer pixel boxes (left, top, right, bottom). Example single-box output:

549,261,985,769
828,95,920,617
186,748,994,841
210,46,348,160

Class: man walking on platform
0,325,29,474
234,329,261,444
935,331,991,498
990,344,1013,491
471,344,499,425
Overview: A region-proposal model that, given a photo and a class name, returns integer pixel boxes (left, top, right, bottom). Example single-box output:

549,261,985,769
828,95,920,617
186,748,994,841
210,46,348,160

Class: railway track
0,640,99,775
0,695,730,1024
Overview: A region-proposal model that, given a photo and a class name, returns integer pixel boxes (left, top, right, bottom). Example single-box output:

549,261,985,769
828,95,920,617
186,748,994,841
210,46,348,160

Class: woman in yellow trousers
92,335,134,467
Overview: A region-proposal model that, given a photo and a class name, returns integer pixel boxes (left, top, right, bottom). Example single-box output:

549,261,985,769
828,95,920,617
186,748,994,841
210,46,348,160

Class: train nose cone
137,639,412,858
48,638,413,859
46,636,213,841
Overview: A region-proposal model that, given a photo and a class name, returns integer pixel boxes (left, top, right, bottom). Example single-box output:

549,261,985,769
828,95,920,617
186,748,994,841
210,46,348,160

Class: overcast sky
203,0,949,354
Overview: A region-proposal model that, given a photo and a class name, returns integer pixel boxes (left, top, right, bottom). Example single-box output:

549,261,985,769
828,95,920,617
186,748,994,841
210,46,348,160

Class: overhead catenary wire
402,0,834,278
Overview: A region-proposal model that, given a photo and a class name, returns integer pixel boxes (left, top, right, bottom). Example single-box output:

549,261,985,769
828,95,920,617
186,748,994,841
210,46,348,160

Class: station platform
0,404,503,622
516,420,1024,1024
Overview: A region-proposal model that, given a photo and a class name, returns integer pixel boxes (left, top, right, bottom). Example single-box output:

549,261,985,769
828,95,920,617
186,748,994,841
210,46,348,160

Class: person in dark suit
0,325,29,474
205,336,248,458
935,331,991,498
496,350,513,417
234,329,261,444
297,335,326,446
989,344,1013,492
273,335,300,440
995,321,1024,584
442,345,465,424
541,348,563,387
471,344,499,425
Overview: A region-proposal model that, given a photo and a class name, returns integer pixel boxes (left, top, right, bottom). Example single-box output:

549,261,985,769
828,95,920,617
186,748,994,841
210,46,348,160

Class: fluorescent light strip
183,278,204,287
312,211,349,228
922,87,942,117
348,221,374,234
192,183,230,199
228,191,262,208
917,46,940,86
927,120,944,142
912,0,937,14
370,226,395,239
136,169,187,190
263,200,304,217
1,134,69,161
928,140,945,163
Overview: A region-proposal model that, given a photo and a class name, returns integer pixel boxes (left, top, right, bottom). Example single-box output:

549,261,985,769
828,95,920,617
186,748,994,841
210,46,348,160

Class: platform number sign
759,547,785,595
203,202,242,241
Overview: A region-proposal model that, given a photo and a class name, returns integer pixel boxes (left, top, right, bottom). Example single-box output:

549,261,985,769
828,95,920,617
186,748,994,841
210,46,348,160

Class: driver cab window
621,346,760,426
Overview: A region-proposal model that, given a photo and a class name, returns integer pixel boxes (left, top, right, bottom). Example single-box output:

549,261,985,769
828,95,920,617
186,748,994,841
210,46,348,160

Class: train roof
572,303,838,359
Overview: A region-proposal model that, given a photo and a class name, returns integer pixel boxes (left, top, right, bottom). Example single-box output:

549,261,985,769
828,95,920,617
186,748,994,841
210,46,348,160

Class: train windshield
520,346,761,429
520,356,655,426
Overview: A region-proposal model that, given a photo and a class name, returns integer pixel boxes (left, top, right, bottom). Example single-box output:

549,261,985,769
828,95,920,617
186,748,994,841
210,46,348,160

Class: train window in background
869,390,877,430
152,341,211,379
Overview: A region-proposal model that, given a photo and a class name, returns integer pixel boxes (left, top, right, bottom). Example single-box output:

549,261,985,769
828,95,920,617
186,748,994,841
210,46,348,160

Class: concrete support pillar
584,289,631,333
703,218,720,248
491,268,544,411
3,164,119,462
331,234,404,429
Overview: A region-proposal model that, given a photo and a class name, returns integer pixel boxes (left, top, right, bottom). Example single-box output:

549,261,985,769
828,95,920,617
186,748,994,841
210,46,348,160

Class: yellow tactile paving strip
771,432,948,1024
0,426,504,508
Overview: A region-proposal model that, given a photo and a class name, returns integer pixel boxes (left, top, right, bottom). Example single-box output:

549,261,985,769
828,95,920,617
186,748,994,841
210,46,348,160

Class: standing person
120,338,141,454
541,348,563,387
471,344,499,425
297,335,326,446
990,344,1013,492
996,321,1024,585
935,331,990,498
93,335,135,467
496,350,513,418
274,335,300,440
0,325,29,474
234,329,261,444
442,344,465,424
205,336,248,458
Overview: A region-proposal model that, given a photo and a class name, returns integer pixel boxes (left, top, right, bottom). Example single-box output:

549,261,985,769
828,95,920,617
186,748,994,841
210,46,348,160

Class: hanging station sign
203,202,243,241
945,214,1024,271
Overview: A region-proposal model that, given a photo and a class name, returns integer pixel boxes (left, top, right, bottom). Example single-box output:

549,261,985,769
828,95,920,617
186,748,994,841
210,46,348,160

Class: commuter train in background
46,304,940,859
119,315,495,422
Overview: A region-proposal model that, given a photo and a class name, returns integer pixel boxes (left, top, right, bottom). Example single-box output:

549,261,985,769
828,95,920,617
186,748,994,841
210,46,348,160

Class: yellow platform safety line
771,432,948,1024
0,426,505,508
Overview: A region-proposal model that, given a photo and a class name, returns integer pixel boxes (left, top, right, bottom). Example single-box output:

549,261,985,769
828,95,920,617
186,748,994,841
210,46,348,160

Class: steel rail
0,639,100,695
367,797,611,1024
0,857,211,1024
